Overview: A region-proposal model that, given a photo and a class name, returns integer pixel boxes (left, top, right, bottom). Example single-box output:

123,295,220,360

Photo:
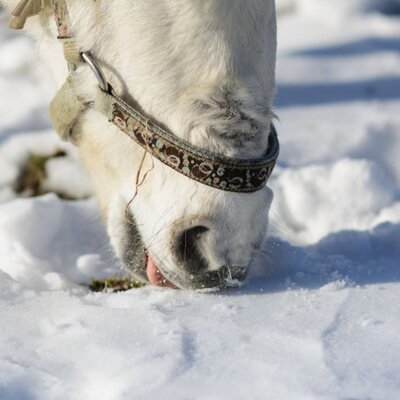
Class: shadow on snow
275,76,400,107
241,222,400,295
290,37,400,58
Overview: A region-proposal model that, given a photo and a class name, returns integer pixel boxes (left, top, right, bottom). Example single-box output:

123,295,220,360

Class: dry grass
89,278,145,292
14,151,79,200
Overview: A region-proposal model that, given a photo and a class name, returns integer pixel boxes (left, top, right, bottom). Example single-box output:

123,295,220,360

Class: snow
0,2,400,400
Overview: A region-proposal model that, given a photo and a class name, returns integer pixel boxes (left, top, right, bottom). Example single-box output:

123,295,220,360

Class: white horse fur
2,0,277,289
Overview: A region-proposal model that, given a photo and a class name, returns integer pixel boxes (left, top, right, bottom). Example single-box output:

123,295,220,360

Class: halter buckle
81,51,109,92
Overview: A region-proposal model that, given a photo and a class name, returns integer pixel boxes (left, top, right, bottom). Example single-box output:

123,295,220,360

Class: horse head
5,0,278,289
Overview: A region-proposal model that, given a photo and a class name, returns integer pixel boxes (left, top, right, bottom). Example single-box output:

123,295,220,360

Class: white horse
3,0,278,289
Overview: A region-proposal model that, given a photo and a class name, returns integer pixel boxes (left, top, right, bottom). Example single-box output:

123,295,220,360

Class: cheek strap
49,76,89,142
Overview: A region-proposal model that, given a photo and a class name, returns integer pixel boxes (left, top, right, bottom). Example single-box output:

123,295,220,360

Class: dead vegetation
89,278,145,292
14,151,78,200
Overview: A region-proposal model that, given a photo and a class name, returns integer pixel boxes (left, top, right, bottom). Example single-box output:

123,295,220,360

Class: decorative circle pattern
111,103,279,193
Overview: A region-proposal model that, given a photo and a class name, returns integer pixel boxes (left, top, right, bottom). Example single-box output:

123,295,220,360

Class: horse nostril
175,225,209,273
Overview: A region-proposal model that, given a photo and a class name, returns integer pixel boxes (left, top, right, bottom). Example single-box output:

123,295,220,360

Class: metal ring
81,51,109,92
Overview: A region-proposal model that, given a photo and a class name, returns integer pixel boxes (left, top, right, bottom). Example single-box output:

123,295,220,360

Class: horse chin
118,213,148,283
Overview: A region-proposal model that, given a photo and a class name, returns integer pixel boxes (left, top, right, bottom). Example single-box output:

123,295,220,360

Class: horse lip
157,265,249,290
125,250,249,290
123,250,148,283
201,265,249,289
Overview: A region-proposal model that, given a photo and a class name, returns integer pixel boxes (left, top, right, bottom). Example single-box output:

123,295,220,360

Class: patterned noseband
94,88,279,193
10,0,279,193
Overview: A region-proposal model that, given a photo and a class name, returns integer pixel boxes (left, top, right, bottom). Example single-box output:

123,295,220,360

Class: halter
10,0,279,193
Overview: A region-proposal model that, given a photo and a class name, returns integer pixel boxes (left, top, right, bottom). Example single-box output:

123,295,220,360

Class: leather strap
93,87,279,192
49,76,89,142
52,0,83,65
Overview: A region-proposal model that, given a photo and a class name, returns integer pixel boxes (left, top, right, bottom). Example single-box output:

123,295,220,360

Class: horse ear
9,0,48,30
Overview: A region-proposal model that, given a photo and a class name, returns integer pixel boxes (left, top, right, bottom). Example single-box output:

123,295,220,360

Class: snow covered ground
1,2,400,399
